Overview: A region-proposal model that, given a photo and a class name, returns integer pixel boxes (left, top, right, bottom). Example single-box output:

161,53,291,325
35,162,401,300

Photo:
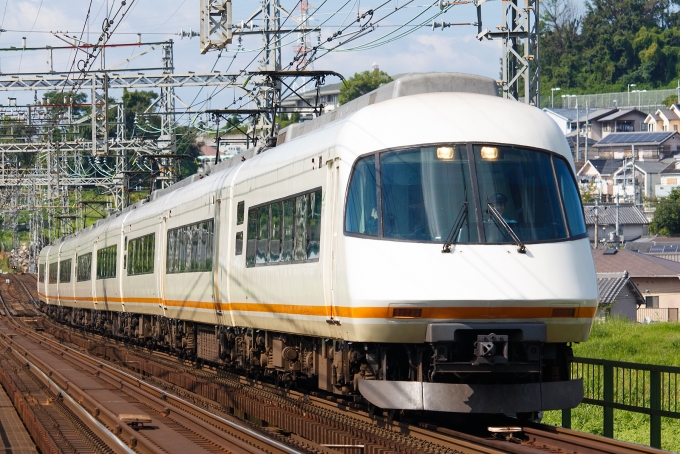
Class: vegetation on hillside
541,0,680,97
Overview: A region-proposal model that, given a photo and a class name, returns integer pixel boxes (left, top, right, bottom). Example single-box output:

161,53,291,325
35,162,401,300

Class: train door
159,213,168,317
212,196,226,325
323,153,341,330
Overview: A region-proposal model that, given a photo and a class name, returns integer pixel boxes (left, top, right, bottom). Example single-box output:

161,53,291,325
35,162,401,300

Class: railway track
0,275,309,454
4,274,670,454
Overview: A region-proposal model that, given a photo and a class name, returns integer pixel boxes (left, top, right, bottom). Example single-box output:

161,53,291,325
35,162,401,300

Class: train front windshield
345,144,587,244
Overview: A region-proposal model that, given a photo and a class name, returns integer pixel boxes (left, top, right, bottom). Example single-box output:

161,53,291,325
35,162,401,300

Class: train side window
345,154,378,236
235,232,243,255
59,259,72,283
38,263,45,283
282,199,295,262
128,233,155,275
257,205,270,265
48,262,58,284
294,194,308,261
246,208,258,267
166,221,213,273
269,202,282,263
237,201,245,225
553,157,587,238
307,190,322,260
77,253,92,282
96,245,117,279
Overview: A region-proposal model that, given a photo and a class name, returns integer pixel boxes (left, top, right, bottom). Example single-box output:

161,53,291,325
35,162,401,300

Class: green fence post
562,408,572,429
604,364,614,439
650,370,661,449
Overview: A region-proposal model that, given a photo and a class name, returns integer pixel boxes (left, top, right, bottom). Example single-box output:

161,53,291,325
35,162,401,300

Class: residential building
612,161,667,199
644,104,680,132
577,159,622,201
279,80,342,120
583,203,649,243
596,271,644,321
592,249,680,311
543,107,617,141
597,109,648,137
591,131,680,160
656,160,680,197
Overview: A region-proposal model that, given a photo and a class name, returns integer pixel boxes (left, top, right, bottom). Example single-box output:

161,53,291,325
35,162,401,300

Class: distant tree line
541,0,680,96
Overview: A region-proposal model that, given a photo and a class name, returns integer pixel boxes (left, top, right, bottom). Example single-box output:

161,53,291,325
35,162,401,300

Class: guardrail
562,357,680,449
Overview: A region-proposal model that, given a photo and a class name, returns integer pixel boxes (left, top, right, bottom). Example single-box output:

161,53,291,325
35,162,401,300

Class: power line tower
476,0,540,106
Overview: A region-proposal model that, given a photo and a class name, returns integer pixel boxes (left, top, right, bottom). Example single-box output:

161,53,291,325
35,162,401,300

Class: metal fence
637,308,679,323
542,87,680,112
562,357,680,449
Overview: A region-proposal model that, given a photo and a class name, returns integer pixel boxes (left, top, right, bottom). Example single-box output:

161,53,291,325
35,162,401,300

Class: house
644,104,680,132
592,249,680,311
279,80,342,120
577,159,622,201
596,271,645,320
542,108,583,135
612,161,667,200
597,108,649,138
592,131,680,160
583,203,649,243
656,160,680,197
543,107,617,140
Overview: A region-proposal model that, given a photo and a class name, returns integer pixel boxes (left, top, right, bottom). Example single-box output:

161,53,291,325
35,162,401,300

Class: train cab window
553,157,587,237
166,220,214,273
345,155,378,236
235,232,243,255
307,190,322,259
38,263,45,283
237,201,245,225
77,253,92,282
270,202,282,263
294,194,308,261
97,245,117,279
59,259,72,283
48,262,58,284
128,233,155,275
246,208,258,267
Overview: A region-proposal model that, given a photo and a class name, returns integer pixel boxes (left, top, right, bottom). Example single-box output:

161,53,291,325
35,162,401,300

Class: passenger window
257,206,270,265
553,157,587,237
345,154,378,236
235,232,243,255
59,259,72,283
294,194,308,261
49,262,58,284
166,221,213,273
237,201,245,225
307,190,322,259
270,202,282,263
246,208,258,267
77,253,92,281
282,199,294,262
38,263,45,283
128,234,155,275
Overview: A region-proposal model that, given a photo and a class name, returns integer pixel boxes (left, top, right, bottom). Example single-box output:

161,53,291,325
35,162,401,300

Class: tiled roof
597,272,642,306
545,108,618,122
660,161,680,174
592,249,680,277
598,108,646,122
631,161,669,174
659,108,680,121
582,159,622,175
583,204,649,225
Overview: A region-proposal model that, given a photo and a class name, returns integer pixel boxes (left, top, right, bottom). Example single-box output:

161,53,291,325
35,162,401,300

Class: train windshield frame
344,143,587,245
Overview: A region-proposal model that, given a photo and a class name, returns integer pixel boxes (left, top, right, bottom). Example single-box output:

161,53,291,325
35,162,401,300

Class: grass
541,318,680,452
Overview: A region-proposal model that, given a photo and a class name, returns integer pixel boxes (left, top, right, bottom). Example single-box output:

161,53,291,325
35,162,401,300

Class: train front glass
345,144,587,243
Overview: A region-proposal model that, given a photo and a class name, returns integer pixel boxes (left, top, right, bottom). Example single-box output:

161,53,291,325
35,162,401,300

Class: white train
38,73,598,414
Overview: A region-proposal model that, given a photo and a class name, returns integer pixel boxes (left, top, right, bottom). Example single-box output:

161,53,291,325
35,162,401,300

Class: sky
0,0,589,121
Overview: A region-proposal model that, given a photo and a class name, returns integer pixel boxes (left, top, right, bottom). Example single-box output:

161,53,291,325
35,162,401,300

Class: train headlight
436,146,454,160
480,146,499,160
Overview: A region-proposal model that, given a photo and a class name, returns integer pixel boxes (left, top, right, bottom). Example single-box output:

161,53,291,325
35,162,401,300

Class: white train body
38,73,597,414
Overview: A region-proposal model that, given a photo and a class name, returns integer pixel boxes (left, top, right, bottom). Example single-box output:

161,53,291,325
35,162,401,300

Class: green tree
338,70,393,105
122,89,158,138
649,187,680,235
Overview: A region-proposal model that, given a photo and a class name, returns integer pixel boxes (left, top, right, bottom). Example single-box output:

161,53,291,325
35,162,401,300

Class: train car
37,72,598,414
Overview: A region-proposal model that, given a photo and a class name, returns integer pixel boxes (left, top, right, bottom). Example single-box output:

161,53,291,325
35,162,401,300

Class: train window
345,155,378,236
282,199,294,262
96,245,117,279
77,253,92,282
294,194,308,261
553,157,587,237
38,263,45,283
59,259,72,283
307,190,322,259
235,232,243,255
166,220,214,274
257,205,270,265
237,201,245,225
270,202,282,263
48,262,57,284
246,208,258,267
474,146,567,242
128,233,155,275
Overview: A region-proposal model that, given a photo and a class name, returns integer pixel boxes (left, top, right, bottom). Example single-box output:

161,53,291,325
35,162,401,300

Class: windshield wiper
487,202,527,254
442,202,468,253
